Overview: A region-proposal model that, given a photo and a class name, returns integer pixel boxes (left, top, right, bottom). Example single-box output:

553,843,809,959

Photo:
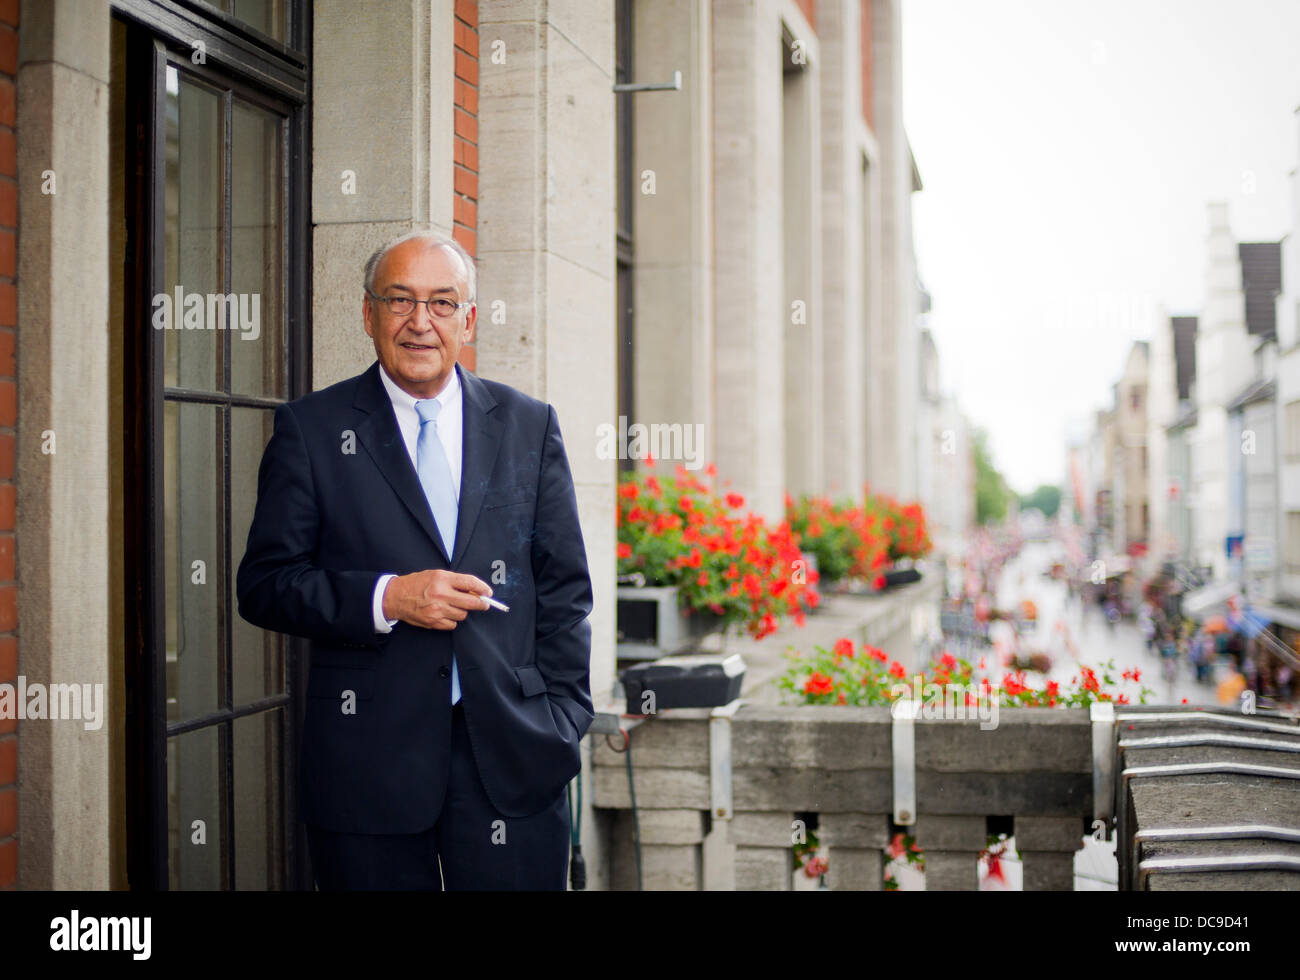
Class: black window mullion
220,718,233,888
167,693,291,737
221,84,237,890
284,91,311,890
279,106,291,398
615,0,635,469
163,386,284,409
146,33,173,893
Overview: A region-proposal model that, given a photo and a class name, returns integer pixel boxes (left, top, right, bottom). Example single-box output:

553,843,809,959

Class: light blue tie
415,397,461,705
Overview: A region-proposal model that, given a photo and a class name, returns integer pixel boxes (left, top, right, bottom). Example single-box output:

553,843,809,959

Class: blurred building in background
1270,105,1300,631
1075,182,1295,652
1088,405,1117,559
1162,317,1200,568
628,0,942,521
931,392,976,557
1115,340,1150,556
1189,206,1277,586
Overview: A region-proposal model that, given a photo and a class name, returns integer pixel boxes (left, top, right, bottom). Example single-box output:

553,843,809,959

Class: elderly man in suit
236,230,593,890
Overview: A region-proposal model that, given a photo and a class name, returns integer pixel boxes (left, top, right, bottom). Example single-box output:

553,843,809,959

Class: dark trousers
307,701,570,890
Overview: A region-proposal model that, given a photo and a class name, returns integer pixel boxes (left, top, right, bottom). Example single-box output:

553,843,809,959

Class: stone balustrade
592,704,1092,890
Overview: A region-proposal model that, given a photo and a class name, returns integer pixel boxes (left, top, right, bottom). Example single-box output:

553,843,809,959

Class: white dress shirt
372,362,464,631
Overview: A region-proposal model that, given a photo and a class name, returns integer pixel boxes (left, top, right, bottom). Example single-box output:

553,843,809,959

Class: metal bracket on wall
613,70,682,92
709,698,742,820
589,694,650,738
1091,701,1116,829
892,699,920,825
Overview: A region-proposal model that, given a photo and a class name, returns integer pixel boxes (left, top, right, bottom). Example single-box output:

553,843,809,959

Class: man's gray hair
363,230,477,304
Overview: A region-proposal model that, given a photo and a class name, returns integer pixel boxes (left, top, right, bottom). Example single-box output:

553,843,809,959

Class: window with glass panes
112,0,309,890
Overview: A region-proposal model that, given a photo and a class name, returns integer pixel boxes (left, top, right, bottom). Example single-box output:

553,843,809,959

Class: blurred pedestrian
1138,601,1155,653
1190,630,1211,684
1217,669,1246,706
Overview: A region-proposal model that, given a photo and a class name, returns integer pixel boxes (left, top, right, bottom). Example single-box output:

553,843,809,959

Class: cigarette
482,596,510,612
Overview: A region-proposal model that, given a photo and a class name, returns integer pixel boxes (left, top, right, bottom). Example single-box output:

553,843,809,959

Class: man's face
363,240,477,399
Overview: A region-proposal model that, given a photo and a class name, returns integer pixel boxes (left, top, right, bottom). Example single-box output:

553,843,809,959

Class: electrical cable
567,754,586,889
624,731,642,891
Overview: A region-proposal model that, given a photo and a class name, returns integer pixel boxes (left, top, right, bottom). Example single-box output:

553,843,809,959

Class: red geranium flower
804,671,834,696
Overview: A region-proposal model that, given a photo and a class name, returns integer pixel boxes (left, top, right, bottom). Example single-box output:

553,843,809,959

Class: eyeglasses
366,289,472,319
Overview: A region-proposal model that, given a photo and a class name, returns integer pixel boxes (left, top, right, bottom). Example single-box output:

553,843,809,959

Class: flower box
616,585,724,657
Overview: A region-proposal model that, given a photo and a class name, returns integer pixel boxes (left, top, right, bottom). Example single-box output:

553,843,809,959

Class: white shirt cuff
373,573,399,633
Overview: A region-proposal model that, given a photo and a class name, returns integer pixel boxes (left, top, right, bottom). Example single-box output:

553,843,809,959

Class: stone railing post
730,811,796,890
1016,815,1086,891
820,813,891,889
914,814,986,890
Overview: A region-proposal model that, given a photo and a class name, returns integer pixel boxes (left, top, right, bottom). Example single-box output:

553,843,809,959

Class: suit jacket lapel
451,362,503,568
352,360,503,569
353,361,452,565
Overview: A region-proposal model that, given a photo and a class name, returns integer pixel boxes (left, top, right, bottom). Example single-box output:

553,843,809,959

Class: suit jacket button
439,666,451,679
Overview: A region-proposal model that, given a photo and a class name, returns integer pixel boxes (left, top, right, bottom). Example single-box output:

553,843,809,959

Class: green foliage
973,429,1010,526
776,640,1154,708
1019,484,1062,519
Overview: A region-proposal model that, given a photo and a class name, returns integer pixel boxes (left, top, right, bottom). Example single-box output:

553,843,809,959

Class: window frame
116,0,312,891
615,0,635,474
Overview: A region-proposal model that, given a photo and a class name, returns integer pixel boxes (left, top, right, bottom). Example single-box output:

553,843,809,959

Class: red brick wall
0,0,17,892
860,0,873,132
453,0,479,372
793,0,816,31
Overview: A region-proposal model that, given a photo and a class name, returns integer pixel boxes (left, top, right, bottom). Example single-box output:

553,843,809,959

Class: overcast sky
902,0,1300,495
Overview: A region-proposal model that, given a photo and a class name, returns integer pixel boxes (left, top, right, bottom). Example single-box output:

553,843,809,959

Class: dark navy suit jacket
236,360,594,832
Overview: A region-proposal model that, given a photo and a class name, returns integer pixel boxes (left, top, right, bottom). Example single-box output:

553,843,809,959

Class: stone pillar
820,811,890,890
866,0,906,496
701,812,735,890
16,0,113,890
610,808,704,890
779,4,823,500
477,0,617,887
817,0,867,498
631,0,714,470
311,0,457,387
1017,815,1085,891
731,811,795,890
712,0,785,520
914,814,985,890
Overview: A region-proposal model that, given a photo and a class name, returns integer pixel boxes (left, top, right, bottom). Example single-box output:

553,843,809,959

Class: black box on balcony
621,653,746,714
881,568,922,589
